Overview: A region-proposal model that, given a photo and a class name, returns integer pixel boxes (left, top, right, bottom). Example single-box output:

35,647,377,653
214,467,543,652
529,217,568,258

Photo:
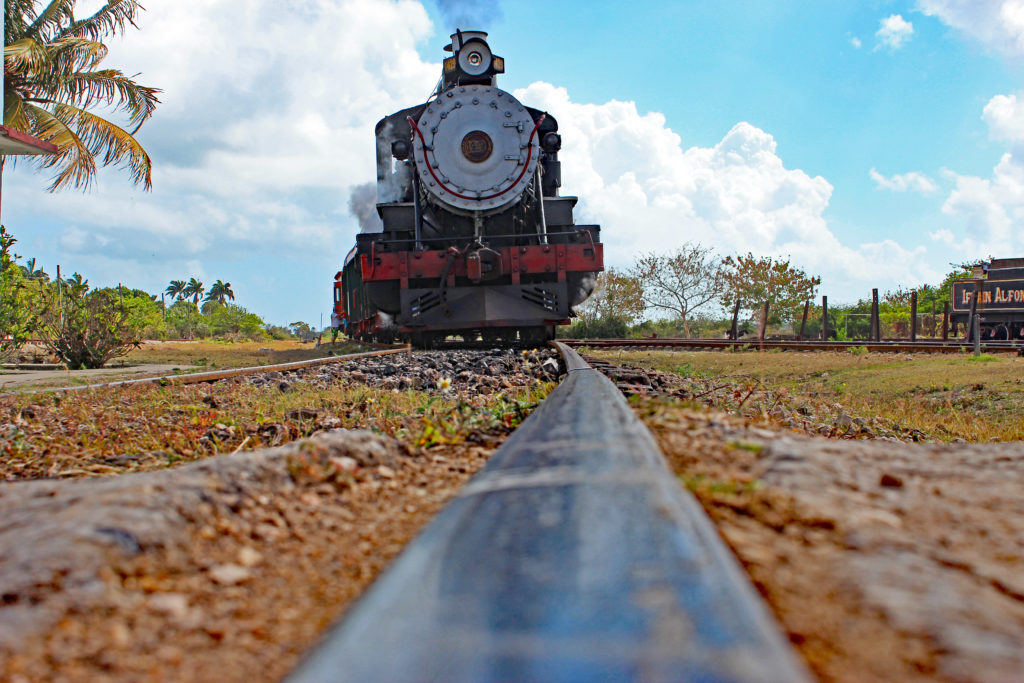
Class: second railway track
564,336,1024,353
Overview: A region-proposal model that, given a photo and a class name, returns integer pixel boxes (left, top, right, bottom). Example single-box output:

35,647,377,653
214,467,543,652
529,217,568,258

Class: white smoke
348,182,383,233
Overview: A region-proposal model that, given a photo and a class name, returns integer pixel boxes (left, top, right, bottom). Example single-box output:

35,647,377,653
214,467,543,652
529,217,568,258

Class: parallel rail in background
0,346,411,397
287,342,808,682
562,337,1024,354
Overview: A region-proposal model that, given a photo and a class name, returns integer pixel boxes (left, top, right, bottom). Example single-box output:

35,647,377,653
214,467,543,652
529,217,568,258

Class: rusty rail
562,338,1024,354
286,342,808,682
1,346,411,396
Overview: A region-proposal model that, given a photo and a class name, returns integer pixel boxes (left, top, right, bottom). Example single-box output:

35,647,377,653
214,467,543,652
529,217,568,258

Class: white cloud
850,36,863,49
919,0,1024,57
982,92,1024,144
8,0,438,257
869,168,939,193
513,82,939,292
875,14,915,51
934,91,1024,258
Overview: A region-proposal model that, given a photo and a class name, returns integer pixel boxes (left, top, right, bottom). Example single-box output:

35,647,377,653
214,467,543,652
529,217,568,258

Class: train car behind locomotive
950,258,1024,340
334,30,603,346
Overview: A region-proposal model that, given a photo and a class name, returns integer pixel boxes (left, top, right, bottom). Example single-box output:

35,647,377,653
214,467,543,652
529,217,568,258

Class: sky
6,0,1024,325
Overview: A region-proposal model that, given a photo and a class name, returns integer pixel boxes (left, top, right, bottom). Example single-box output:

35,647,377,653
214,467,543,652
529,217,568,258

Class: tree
19,256,47,280
576,268,645,325
204,279,235,305
0,226,36,359
629,243,723,337
36,276,142,368
3,0,160,193
183,277,204,305
721,253,820,327
165,279,186,301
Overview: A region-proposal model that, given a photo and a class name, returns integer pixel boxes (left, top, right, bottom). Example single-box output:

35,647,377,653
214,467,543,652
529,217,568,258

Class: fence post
870,288,880,341
758,301,769,350
910,291,918,342
798,300,810,340
942,301,949,341
821,295,828,341
730,299,741,341
972,278,983,355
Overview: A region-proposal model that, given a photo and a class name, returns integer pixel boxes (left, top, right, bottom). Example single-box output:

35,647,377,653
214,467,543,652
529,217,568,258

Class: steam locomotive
334,30,603,346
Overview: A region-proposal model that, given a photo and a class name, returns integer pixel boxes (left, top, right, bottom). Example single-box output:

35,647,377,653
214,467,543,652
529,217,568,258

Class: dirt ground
596,355,1024,682
0,364,182,391
0,430,497,683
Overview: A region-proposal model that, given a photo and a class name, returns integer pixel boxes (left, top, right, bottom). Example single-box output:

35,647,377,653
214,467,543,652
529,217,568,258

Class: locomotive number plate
461,130,493,163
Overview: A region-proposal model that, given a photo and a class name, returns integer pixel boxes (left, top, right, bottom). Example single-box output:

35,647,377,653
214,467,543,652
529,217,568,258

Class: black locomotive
334,30,603,346
950,258,1024,340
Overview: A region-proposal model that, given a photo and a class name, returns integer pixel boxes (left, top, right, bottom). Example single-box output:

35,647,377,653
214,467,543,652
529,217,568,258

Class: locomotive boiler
334,30,603,346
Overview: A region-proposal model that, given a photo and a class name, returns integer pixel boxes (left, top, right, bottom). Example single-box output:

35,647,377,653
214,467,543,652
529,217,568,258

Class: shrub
0,227,35,360
36,277,142,369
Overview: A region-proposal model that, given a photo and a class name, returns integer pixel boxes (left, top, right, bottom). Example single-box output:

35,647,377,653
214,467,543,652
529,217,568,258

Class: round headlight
458,40,491,76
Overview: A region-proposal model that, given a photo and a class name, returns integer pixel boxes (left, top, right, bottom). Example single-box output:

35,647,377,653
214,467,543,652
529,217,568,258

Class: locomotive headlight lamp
457,39,492,76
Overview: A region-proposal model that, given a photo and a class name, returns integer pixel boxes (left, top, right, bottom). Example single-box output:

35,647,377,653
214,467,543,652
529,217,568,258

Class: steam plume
435,0,502,29
348,182,383,233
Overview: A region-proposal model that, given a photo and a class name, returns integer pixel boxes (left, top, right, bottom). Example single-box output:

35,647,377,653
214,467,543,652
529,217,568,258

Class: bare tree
629,243,723,337
577,268,645,325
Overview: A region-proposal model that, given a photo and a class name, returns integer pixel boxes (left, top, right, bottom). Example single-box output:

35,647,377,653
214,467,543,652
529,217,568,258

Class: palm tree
19,256,47,280
182,277,204,306
204,279,235,306
165,279,186,301
4,0,160,192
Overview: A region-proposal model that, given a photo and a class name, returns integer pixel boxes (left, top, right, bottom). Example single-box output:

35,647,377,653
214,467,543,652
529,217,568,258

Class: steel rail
0,346,411,397
563,337,1024,354
286,342,808,682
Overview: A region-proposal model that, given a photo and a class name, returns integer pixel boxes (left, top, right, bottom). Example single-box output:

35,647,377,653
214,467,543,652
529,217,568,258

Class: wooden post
798,299,810,340
821,295,828,340
942,301,949,341
965,283,978,342
910,291,918,342
757,301,769,349
871,288,880,341
931,301,936,337
973,279,983,355
730,299,741,340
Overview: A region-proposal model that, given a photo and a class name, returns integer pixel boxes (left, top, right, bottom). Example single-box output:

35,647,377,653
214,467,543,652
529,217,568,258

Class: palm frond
5,0,41,44
4,38,51,74
24,0,77,42
50,103,152,190
58,0,144,42
4,88,31,130
48,36,109,73
42,68,159,129
22,102,97,191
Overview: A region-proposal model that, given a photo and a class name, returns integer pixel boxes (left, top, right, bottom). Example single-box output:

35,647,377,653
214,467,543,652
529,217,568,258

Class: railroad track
1,345,412,397
287,342,808,682
563,337,1024,354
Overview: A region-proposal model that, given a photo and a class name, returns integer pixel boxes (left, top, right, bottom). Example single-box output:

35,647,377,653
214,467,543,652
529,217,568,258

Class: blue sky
7,0,1024,325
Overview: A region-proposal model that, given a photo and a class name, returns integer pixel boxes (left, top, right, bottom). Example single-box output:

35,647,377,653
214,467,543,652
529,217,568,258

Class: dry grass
122,339,368,369
592,349,1024,442
0,374,553,481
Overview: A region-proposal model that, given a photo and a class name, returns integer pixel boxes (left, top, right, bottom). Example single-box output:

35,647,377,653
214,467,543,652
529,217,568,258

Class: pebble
237,547,263,568
208,563,252,585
